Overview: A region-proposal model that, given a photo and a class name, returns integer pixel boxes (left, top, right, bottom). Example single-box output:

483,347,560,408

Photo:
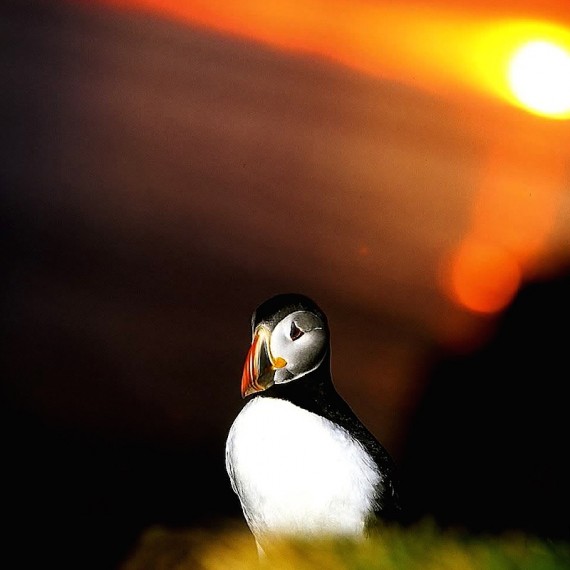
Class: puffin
225,293,401,554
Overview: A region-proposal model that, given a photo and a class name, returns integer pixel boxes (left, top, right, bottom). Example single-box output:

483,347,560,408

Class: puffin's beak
241,325,287,398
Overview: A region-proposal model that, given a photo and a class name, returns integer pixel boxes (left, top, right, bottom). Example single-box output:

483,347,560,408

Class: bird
225,293,401,555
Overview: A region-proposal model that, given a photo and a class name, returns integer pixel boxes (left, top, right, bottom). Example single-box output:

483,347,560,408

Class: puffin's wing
326,393,402,520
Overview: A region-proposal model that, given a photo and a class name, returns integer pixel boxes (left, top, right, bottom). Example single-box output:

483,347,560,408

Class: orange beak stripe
240,326,286,398
241,332,262,397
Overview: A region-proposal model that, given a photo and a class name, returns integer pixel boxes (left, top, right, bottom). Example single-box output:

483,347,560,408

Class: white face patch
269,311,327,384
225,397,382,543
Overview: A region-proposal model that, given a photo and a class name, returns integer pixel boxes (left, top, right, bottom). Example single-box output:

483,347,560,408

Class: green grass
122,520,570,570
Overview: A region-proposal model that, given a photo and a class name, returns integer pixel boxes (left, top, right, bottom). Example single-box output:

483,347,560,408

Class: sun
507,40,570,119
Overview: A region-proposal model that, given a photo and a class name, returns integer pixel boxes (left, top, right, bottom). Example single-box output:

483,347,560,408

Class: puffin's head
240,293,329,398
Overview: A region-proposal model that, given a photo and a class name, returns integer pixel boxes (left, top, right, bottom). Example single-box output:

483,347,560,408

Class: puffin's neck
256,352,343,419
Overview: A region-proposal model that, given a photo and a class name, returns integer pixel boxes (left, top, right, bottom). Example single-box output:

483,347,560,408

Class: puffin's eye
290,321,304,341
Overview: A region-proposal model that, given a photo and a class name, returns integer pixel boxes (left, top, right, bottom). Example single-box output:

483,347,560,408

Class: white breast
225,396,382,541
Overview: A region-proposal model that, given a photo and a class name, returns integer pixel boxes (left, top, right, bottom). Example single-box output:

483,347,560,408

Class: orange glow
89,0,480,96
446,238,522,314
442,137,565,315
89,0,570,113
473,20,570,118
471,144,562,269
83,0,568,318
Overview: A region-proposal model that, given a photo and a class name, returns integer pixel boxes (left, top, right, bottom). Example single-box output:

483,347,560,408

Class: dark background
2,1,569,568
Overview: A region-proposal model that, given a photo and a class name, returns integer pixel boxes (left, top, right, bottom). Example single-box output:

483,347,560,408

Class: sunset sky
84,0,570,316
3,1,570,567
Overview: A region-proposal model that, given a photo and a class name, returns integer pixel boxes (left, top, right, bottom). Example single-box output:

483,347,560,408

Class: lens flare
508,40,570,118
445,239,522,315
